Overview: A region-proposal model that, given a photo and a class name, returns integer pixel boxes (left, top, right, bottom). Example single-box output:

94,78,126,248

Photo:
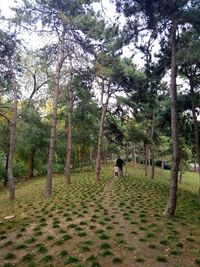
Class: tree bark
179,154,183,184
132,142,136,167
45,30,65,197
148,146,151,166
7,67,17,200
163,18,180,217
95,81,110,181
161,160,165,173
3,154,9,187
125,143,129,162
144,143,148,177
95,105,107,181
150,110,155,179
104,140,108,164
190,80,200,180
64,80,74,184
151,148,155,179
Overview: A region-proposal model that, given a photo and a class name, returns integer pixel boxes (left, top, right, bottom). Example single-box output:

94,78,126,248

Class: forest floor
0,164,200,267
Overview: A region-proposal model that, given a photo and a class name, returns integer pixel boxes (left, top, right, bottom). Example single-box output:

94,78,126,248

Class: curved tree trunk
64,82,74,184
164,19,180,217
7,67,17,200
45,30,65,197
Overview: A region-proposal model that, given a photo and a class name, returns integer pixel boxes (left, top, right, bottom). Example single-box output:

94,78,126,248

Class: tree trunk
45,30,65,197
95,105,107,181
151,148,155,179
150,110,155,179
7,67,17,200
3,154,9,187
132,143,136,167
125,143,129,162
163,19,180,217
194,162,197,172
161,160,165,173
189,79,200,200
148,146,151,166
80,155,83,172
64,81,74,184
104,140,108,164
144,143,148,177
27,148,36,179
179,155,183,184
90,147,95,170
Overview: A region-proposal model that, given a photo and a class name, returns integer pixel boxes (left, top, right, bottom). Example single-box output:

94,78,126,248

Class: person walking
116,155,125,177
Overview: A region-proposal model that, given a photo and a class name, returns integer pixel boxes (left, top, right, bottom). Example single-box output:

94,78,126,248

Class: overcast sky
0,0,162,71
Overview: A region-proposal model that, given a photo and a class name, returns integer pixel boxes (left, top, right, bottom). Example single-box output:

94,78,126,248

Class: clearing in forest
0,165,200,267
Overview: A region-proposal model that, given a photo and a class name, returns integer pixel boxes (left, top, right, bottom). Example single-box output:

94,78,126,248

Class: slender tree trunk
148,146,151,166
27,148,36,179
179,154,183,184
64,82,74,184
95,105,107,181
3,154,9,187
45,30,65,197
80,154,83,172
144,143,148,177
194,162,197,172
132,143,136,167
161,160,165,173
95,80,110,181
110,150,113,161
164,19,180,217
7,67,17,200
90,147,95,170
151,148,155,179
190,80,200,187
125,143,129,162
150,110,155,179
103,140,108,164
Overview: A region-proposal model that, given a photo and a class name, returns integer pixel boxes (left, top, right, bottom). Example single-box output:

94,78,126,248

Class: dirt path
102,179,172,267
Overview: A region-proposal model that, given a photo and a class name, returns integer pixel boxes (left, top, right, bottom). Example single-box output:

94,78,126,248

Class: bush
53,163,64,173
13,162,26,179
39,164,48,175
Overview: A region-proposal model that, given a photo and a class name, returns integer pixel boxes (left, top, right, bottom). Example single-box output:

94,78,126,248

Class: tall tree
0,30,20,200
115,0,199,217
177,28,200,184
16,0,100,196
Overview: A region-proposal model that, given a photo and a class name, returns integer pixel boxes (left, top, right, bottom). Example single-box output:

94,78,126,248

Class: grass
0,165,200,266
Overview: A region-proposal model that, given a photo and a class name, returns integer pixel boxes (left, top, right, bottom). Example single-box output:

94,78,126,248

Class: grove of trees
0,0,200,217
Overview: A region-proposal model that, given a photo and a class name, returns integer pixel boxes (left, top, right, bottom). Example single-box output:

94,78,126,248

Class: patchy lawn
0,165,200,267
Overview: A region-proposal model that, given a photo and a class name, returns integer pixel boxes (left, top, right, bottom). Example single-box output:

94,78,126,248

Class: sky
0,0,17,17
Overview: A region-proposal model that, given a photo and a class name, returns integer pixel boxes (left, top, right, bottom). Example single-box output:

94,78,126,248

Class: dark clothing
116,158,125,170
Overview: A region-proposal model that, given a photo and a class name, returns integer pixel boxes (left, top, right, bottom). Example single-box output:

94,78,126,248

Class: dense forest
0,0,200,220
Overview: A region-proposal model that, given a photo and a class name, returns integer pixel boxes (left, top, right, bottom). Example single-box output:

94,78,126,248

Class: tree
16,0,100,196
115,0,199,217
0,29,20,200
177,28,200,185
